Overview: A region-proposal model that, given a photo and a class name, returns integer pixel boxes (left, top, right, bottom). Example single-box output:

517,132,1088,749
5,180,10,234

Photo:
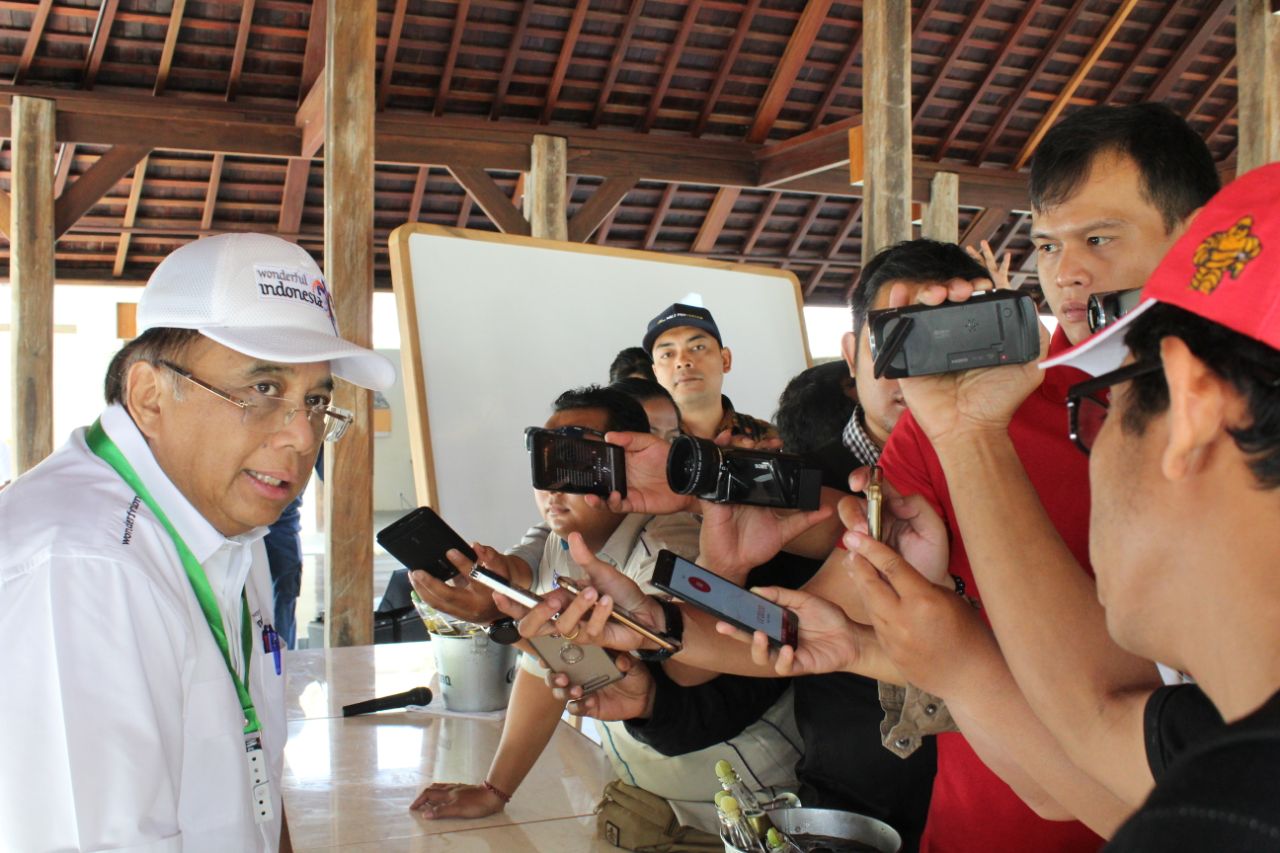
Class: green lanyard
87,420,260,735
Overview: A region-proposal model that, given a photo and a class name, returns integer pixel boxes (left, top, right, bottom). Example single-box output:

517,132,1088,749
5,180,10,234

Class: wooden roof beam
960,206,1010,247
691,187,741,253
591,0,645,129
54,144,150,239
277,157,310,235
742,193,781,255
694,0,761,137
785,194,826,256
0,188,9,237
641,0,702,132
447,165,531,236
13,0,53,86
775,163,1030,212
755,114,860,187
541,0,590,124
746,0,835,143
567,177,636,243
82,0,120,90
643,184,679,250
1148,0,1236,104
1014,0,1141,170
376,0,410,111
201,153,223,230
114,154,148,277
808,23,862,131
153,0,187,96
53,142,75,198
491,0,536,120
225,0,257,101
298,0,326,105
435,0,471,117
297,75,325,158
408,166,429,222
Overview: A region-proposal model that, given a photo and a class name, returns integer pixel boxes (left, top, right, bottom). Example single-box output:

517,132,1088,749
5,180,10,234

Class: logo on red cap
1190,215,1262,295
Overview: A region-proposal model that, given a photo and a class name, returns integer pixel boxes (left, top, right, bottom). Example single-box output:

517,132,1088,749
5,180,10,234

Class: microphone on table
342,686,433,717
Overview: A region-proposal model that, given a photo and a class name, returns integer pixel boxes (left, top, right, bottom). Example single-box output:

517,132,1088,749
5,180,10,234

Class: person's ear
840,331,859,375
125,361,168,441
1159,336,1234,482
720,345,732,374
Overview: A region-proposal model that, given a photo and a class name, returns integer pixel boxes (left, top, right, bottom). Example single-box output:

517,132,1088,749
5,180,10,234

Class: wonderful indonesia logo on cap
254,264,339,334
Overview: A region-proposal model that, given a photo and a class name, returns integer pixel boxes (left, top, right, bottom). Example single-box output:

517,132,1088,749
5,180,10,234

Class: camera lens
666,434,721,496
1086,293,1109,333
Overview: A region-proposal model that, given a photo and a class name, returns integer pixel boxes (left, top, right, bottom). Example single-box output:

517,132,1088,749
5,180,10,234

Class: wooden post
10,96,56,475
922,171,958,243
1236,0,1280,172
861,0,912,263
525,134,568,240
323,0,375,648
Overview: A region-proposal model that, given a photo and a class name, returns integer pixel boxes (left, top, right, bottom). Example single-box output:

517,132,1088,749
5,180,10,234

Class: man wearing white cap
0,233,393,851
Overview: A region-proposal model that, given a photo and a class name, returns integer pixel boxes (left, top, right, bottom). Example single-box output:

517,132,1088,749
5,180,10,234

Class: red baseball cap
1043,161,1280,376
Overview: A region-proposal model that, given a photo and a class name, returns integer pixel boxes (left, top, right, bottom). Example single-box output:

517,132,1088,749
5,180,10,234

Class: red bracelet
483,780,512,804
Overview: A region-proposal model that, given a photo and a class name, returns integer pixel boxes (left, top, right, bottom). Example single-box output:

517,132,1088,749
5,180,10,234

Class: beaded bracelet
483,780,512,804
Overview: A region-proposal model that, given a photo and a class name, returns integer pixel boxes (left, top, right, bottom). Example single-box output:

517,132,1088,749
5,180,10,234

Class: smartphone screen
650,551,798,648
527,429,627,498
376,507,475,582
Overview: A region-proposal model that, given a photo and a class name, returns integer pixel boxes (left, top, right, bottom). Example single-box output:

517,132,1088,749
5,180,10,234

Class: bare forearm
487,668,567,795
934,430,1158,801
783,487,845,558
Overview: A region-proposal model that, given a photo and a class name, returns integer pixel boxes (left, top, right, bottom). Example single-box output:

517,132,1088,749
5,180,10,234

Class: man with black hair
609,345,658,384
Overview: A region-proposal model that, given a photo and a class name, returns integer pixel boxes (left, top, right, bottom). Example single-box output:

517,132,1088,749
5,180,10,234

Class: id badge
245,734,274,825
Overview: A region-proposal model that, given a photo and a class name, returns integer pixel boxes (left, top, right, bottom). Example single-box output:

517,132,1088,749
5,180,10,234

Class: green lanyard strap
87,420,260,734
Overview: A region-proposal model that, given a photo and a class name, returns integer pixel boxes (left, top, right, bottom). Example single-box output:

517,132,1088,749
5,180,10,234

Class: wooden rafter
0,187,10,237
53,142,75,198
694,0,761,137
82,0,120,90
541,0,590,124
641,0,701,132
973,0,1091,164
785,194,826,256
1146,0,1236,103
377,0,410,111
455,191,474,228
225,0,258,101
643,184,678,250
803,263,830,296
746,0,835,143
756,114,860,187
510,172,525,210
447,165,530,235
53,144,150,239
491,0,536,120
591,0,645,130
1187,56,1237,125
13,0,53,85
1102,0,1183,104
435,0,471,117
932,1,1039,160
742,193,781,255
1014,0,1141,170
409,166,430,222
114,154,148,277
808,23,862,131
153,0,188,96
691,187,741,253
277,157,310,235
912,0,996,128
960,206,1010,247
567,177,636,243
201,153,223,230
824,200,862,260
298,0,326,104
594,205,619,245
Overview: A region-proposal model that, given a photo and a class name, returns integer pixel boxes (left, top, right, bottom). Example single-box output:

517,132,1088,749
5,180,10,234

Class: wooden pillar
10,96,56,475
921,171,958,243
861,0,912,263
1236,0,1280,172
323,0,375,648
525,134,568,240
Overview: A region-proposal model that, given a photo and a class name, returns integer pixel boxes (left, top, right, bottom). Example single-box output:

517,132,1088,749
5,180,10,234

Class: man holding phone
410,386,800,839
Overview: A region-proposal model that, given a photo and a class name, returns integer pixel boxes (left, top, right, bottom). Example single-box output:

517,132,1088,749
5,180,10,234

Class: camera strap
86,420,260,736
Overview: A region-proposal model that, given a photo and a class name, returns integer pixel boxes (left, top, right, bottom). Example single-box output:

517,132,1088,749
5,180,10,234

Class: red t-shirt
879,328,1103,853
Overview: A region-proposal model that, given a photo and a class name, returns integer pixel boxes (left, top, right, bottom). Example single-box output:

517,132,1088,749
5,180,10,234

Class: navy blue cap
642,303,722,353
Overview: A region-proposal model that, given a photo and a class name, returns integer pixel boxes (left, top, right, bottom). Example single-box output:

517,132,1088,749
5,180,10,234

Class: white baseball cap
137,233,395,390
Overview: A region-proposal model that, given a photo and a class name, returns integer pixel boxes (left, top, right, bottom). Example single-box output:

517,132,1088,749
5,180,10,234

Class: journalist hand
714,585,872,678
411,782,504,819
838,467,950,587
888,279,1050,447
407,544,529,624
848,530,998,699
546,652,656,721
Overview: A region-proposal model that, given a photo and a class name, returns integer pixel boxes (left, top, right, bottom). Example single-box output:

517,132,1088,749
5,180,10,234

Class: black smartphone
650,550,799,648
525,427,627,498
376,506,476,582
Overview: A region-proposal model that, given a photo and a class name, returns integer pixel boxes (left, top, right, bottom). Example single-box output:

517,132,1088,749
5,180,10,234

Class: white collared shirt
0,404,285,852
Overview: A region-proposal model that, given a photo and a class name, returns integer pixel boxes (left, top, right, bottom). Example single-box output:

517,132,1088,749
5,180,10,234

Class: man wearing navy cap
642,302,776,442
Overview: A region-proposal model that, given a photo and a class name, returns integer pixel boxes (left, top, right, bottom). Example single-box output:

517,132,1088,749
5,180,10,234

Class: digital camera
666,434,822,511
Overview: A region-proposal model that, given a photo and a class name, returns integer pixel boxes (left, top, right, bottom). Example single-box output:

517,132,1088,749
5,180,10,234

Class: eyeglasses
1065,360,1163,454
160,360,353,442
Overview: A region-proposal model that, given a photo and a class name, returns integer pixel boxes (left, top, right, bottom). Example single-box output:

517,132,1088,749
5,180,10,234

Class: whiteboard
388,224,811,549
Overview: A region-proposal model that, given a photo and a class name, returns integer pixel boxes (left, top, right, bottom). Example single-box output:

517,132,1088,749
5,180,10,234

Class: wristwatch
635,597,683,662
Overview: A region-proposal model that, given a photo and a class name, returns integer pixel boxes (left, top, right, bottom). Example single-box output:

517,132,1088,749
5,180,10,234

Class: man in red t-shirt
847,104,1222,850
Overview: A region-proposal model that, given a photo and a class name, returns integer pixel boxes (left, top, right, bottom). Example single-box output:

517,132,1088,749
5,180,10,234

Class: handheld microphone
341,686,433,717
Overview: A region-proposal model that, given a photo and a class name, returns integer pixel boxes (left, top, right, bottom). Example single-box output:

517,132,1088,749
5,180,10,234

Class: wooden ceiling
0,0,1240,305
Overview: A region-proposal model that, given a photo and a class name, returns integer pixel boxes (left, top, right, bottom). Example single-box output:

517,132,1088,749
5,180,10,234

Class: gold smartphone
866,465,885,542
554,576,681,653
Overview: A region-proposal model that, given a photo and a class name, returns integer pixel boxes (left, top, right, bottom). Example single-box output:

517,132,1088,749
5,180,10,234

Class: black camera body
666,435,822,511
867,290,1041,379
1086,288,1143,333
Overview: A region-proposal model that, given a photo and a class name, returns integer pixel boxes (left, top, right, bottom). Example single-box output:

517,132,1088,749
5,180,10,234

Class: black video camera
1086,288,1143,334
666,435,822,511
867,290,1041,379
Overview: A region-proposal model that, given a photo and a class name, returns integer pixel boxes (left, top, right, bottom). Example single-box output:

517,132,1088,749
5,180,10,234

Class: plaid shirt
840,403,882,466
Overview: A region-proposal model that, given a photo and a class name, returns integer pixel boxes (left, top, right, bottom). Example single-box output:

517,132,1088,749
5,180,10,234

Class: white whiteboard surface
389,224,811,549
